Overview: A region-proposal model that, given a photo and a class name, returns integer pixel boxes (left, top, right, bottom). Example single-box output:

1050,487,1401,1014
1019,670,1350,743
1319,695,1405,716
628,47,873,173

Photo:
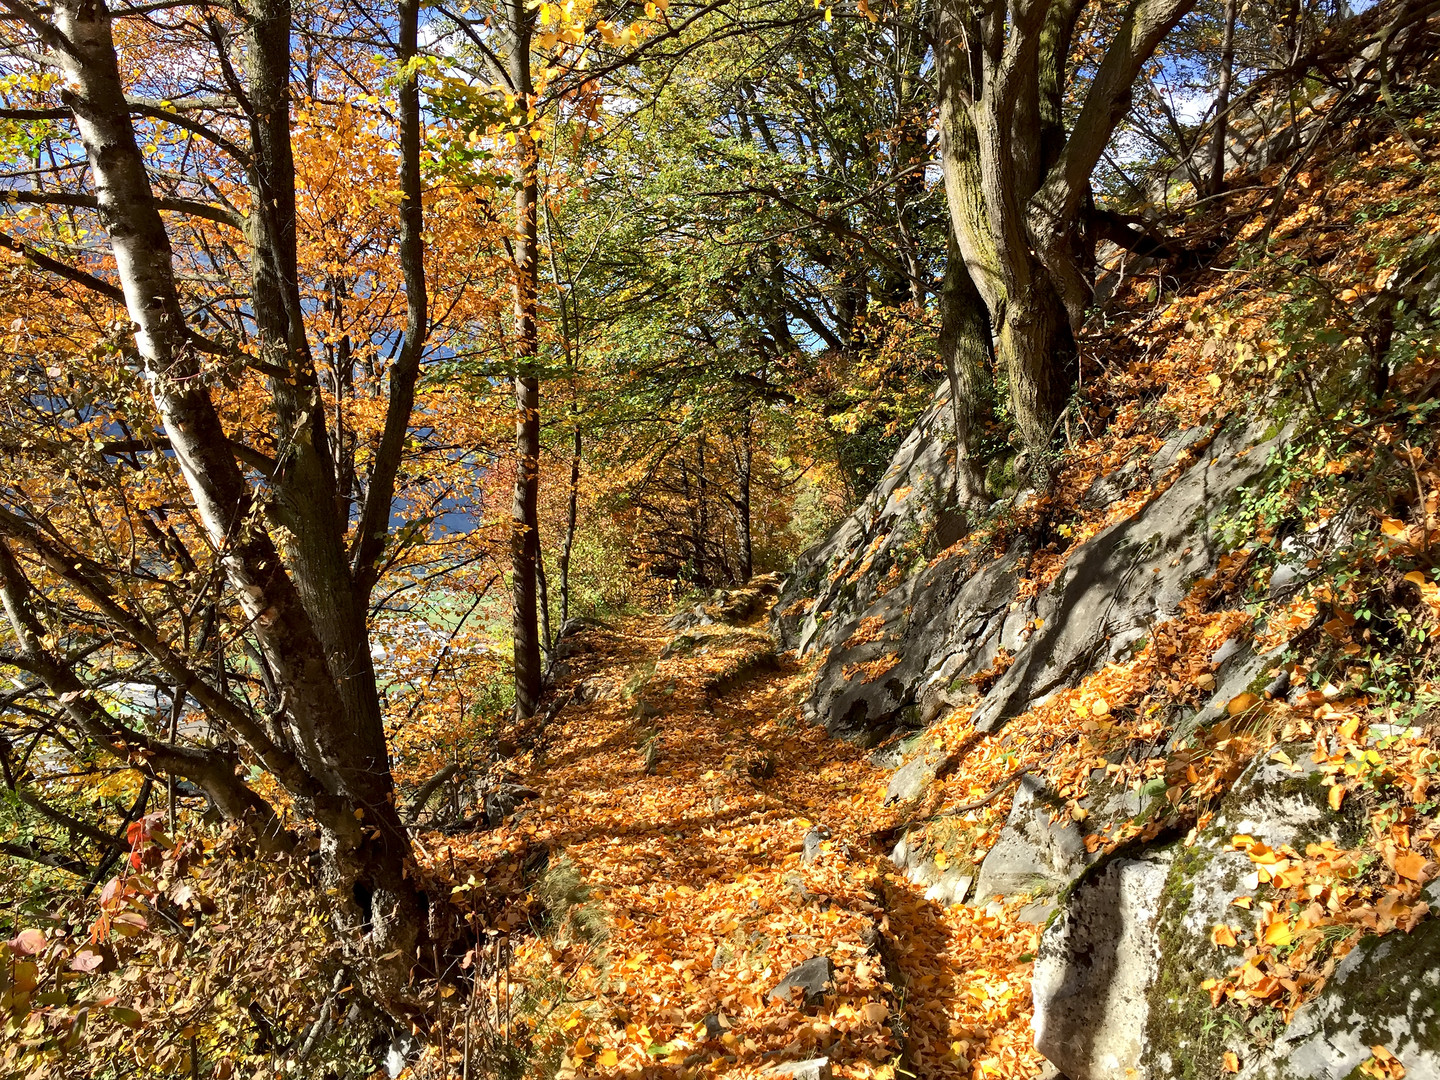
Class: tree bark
933,0,1197,465
736,411,753,583
934,4,1073,465
688,437,705,587
509,0,543,721
1208,0,1239,198
938,231,991,506
46,0,429,1014
559,423,581,626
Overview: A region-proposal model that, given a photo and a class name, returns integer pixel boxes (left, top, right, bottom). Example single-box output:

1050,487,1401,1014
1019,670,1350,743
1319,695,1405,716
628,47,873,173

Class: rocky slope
775,116,1440,1080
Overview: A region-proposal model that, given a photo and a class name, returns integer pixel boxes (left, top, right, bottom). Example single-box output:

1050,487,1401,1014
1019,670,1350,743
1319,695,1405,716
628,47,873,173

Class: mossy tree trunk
934,0,1198,469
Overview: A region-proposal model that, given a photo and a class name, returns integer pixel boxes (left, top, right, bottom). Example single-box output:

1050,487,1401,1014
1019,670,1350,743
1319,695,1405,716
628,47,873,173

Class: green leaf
108,1006,143,1029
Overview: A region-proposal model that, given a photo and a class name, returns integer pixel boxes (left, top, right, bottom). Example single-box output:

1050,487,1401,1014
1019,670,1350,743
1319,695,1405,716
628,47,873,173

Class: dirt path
443,612,1043,1080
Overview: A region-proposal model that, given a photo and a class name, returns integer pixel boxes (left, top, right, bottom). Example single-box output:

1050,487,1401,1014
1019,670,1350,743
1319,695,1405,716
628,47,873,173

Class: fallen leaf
1228,692,1261,716
1393,852,1427,882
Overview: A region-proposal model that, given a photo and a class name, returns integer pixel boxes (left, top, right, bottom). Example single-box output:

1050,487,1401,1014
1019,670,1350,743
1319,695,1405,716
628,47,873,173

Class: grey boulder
769,956,835,1008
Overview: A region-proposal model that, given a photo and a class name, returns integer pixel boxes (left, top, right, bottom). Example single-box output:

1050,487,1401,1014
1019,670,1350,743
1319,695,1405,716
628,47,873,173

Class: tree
934,0,1198,463
0,0,489,1011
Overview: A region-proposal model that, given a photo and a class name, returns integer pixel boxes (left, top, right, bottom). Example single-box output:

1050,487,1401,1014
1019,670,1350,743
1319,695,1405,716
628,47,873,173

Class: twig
869,766,1029,843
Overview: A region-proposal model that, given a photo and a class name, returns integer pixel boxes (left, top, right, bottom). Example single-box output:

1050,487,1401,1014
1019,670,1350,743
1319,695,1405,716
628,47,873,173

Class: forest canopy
2,0,1437,1073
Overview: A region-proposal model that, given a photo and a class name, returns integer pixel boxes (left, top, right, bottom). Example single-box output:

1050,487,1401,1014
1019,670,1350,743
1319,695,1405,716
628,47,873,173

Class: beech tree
0,0,451,1009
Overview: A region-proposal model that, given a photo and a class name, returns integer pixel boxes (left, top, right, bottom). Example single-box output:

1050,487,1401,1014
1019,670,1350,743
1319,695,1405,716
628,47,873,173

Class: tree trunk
736,411,753,583
559,423,581,626
995,278,1075,459
938,231,991,505
935,20,1074,468
1208,0,1238,198
48,0,428,1014
509,0,543,720
696,435,712,585
933,0,1196,467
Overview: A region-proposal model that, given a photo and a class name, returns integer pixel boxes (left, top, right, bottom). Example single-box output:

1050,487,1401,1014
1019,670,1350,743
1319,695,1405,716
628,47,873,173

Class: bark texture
509,0,544,720
31,0,434,1014
933,0,1197,464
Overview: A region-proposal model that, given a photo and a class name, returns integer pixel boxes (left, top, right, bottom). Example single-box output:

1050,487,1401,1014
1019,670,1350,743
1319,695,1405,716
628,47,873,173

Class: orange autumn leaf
1212,924,1238,947
1393,852,1427,882
1228,692,1261,716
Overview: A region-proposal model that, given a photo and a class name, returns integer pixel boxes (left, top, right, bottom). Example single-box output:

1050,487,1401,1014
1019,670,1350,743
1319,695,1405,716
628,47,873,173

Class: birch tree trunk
41,0,433,1013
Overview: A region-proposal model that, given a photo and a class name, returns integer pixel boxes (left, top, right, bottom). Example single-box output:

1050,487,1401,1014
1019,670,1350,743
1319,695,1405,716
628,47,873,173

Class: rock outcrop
780,414,1287,745
783,382,1439,1079
1242,905,1440,1080
1031,749,1362,1080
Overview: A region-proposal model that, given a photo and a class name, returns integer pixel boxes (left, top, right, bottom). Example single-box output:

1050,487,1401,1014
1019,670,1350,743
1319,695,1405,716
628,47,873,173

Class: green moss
985,455,1020,499
1142,841,1246,1080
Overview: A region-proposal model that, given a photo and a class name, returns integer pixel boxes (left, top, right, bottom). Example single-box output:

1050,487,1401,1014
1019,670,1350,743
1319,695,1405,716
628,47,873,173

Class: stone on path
768,956,835,1008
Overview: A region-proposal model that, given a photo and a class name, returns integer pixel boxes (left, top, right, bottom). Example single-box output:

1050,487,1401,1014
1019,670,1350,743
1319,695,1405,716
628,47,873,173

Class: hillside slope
763,101,1440,1080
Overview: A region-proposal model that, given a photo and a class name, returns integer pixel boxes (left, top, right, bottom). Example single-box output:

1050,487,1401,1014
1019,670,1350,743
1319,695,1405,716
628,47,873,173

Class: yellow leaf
1264,918,1292,947
1207,373,1223,390
1091,697,1111,717
933,851,949,871
597,1049,619,1068
1328,784,1346,811
824,5,832,19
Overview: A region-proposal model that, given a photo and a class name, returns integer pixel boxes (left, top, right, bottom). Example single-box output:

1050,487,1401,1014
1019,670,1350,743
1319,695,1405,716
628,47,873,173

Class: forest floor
426,607,1043,1080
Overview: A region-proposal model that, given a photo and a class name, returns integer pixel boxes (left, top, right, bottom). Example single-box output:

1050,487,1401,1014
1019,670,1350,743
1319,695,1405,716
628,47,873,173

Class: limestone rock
974,774,1092,903
884,744,947,806
1033,854,1173,1080
766,1058,833,1080
971,421,1286,734
1167,640,1285,750
780,415,1289,745
483,782,540,828
769,956,835,1008
1239,915,1440,1080
1032,747,1362,1080
889,836,973,906
774,382,963,657
802,825,830,865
